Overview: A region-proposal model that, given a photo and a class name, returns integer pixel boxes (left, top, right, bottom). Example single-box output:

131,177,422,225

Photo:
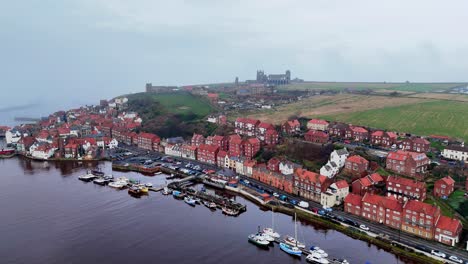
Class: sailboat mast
272,208,274,230
294,212,297,247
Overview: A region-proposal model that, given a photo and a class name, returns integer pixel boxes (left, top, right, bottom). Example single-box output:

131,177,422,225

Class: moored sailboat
248,234,270,248
280,213,303,257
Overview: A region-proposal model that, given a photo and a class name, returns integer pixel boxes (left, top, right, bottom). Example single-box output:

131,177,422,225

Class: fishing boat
184,196,196,206
309,246,328,258
93,177,106,185
91,168,105,177
263,208,280,238
78,173,97,182
306,252,329,264
248,234,270,248
172,190,184,199
128,186,142,196
162,187,171,195
108,180,128,189
279,242,302,257
222,207,239,216
280,213,303,257
0,148,15,158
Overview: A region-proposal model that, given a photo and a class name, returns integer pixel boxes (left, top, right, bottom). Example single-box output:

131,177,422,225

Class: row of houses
345,193,462,246
234,118,279,145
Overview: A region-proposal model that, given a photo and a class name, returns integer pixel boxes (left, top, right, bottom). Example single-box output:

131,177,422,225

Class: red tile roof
344,193,362,206
351,126,368,133
198,144,219,152
404,200,439,216
437,176,455,186
295,168,322,183
387,150,409,161
387,175,426,190
305,129,328,137
258,122,275,130
335,180,349,189
218,150,228,158
436,216,461,234
362,193,403,212
246,138,260,145
371,130,384,137
286,119,300,127
308,119,329,125
346,155,368,165
368,173,384,183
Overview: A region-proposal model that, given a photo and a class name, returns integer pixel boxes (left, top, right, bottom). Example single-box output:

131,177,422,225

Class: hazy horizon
2,0,468,111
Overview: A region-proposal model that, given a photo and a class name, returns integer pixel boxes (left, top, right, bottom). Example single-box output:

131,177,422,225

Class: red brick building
235,118,260,137
435,216,462,246
197,144,219,165
328,122,349,138
351,173,384,196
256,122,275,141
401,200,440,240
180,144,197,160
282,119,301,135
191,133,205,146
211,135,228,151
386,150,430,179
371,131,397,148
136,132,160,151
243,138,261,159
304,130,329,144
361,193,403,229
264,129,279,145
267,157,282,172
400,137,430,153
346,126,369,142
344,155,369,177
293,168,330,202
433,176,455,198
344,193,363,216
228,135,243,157
252,166,293,194
386,175,427,201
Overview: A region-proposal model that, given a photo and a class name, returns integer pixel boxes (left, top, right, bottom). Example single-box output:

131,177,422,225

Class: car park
430,250,446,258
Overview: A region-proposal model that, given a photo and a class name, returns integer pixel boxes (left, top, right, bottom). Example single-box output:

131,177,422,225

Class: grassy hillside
319,101,468,141
278,82,465,92
127,92,215,138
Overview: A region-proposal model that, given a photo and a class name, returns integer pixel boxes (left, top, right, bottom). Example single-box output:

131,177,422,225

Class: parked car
448,255,463,263
359,224,369,231
298,201,309,208
279,195,288,201
289,199,298,205
430,250,446,258
273,192,279,198
414,244,431,253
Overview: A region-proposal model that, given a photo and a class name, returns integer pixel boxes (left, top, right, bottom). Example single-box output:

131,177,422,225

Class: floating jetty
271,238,348,264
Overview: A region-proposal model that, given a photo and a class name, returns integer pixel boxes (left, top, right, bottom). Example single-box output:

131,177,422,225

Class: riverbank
225,185,445,264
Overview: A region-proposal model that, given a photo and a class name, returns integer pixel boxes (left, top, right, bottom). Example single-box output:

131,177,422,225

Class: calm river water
0,157,411,264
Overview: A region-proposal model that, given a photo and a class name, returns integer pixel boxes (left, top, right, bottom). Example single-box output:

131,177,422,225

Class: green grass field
278,82,464,92
447,190,466,211
319,100,468,141
128,92,213,119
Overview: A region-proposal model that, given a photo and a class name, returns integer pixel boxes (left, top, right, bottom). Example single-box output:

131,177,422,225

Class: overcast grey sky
1,0,468,111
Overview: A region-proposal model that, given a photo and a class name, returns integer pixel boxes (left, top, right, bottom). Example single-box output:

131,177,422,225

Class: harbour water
0,157,411,264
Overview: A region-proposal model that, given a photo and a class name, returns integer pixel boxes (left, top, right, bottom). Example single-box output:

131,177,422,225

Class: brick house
136,132,160,151
346,126,369,142
328,122,349,138
399,137,430,153
180,144,197,160
351,173,384,196
434,216,462,246
433,176,455,198
401,200,440,240
235,118,260,137
361,193,403,229
212,135,228,151
256,122,276,141
252,165,293,194
293,168,330,202
197,144,219,165
264,129,279,145
344,155,369,177
228,134,243,157
267,157,282,172
386,150,430,179
307,119,329,131
371,131,397,148
304,130,329,144
344,193,363,216
282,119,301,135
386,175,426,201
243,138,261,159
191,133,205,146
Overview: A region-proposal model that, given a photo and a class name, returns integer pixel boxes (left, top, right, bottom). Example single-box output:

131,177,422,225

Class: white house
320,161,339,178
30,144,56,160
330,148,349,168
115,97,128,105
320,180,349,208
279,161,301,175
442,144,468,161
207,116,218,123
235,158,246,175
165,144,182,157
5,129,22,145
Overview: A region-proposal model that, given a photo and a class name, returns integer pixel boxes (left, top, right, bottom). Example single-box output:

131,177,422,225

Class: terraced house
399,137,430,153
370,130,397,148
293,168,330,202
386,150,430,179
234,118,260,137
386,175,427,201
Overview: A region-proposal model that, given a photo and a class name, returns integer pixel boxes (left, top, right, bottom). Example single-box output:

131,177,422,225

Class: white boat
331,259,349,264
263,209,280,238
284,235,305,249
162,187,171,195
306,252,329,264
248,234,270,247
184,196,196,206
78,173,96,182
144,183,153,187
108,181,128,189
257,232,275,242
310,246,328,258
